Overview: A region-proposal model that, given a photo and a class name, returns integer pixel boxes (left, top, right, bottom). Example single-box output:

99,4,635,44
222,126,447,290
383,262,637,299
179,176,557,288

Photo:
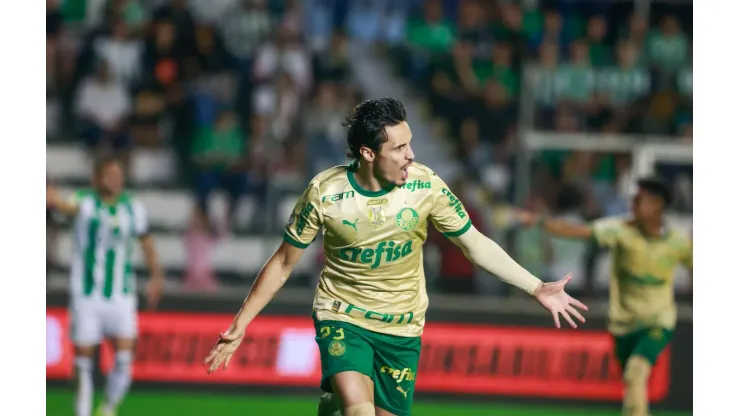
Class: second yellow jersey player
520,176,692,416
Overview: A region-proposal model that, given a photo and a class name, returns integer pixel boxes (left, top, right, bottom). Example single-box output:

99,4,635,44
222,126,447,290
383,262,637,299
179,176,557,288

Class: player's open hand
534,273,588,329
203,327,246,374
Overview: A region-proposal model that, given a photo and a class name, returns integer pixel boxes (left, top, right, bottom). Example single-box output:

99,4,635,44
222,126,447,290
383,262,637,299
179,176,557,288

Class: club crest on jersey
396,208,419,231
369,206,386,228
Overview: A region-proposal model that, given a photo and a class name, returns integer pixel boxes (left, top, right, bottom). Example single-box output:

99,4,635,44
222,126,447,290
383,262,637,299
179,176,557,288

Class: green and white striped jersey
68,190,148,301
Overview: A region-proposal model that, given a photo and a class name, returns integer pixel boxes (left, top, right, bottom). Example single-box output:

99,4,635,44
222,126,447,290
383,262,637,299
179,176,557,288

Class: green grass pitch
46,388,691,416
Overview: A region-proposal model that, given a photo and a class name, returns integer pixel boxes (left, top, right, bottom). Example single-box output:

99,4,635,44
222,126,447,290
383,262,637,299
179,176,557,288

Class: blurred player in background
203,98,588,416
518,177,693,416
47,156,164,416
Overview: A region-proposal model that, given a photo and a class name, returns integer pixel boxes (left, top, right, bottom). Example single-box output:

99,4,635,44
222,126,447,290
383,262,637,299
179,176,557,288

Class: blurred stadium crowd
46,0,692,298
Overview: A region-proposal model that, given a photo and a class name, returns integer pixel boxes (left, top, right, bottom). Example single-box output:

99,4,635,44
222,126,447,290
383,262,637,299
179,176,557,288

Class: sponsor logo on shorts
381,366,416,383
328,340,346,357
649,328,665,340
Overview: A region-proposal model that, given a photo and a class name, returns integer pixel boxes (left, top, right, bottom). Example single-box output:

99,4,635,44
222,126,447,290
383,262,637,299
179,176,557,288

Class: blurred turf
46,389,691,416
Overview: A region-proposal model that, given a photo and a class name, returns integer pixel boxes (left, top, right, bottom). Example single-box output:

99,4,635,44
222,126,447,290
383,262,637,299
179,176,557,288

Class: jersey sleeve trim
443,219,472,238
283,232,311,249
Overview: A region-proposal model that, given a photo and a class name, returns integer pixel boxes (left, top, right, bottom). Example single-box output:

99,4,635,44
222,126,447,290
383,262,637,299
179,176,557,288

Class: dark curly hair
343,98,407,160
637,176,671,207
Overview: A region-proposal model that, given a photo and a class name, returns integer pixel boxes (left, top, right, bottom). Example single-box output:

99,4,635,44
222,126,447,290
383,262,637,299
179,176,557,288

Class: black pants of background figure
195,170,246,221
195,170,269,230
81,122,132,151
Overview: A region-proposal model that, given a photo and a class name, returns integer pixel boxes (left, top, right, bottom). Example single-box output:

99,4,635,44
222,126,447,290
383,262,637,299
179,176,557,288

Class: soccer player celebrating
47,156,164,416
517,177,692,416
203,98,587,416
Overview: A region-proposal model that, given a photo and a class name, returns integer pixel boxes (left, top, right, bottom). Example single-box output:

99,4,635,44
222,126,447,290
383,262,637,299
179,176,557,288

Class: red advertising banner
47,309,74,379
46,308,670,402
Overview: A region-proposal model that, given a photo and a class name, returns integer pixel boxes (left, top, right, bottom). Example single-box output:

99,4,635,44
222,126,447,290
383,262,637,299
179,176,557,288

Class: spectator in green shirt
647,15,689,74
558,40,595,106
474,43,519,97
585,15,611,67
406,0,456,54
192,108,248,230
599,41,650,108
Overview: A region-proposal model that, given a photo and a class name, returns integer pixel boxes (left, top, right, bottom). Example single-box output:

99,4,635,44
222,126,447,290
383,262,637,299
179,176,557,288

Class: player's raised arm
204,182,323,374
47,186,81,217
517,211,594,240
427,172,587,328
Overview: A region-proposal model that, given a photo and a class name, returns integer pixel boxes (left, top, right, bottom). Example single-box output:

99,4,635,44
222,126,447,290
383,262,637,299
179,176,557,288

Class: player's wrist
531,280,545,297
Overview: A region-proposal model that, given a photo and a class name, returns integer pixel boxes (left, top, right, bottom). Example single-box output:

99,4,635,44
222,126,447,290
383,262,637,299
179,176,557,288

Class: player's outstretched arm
449,225,588,328
204,241,306,374
517,211,593,240
46,186,79,217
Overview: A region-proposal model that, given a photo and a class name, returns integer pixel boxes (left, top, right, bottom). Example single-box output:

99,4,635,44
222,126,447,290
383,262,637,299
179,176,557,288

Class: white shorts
70,297,138,346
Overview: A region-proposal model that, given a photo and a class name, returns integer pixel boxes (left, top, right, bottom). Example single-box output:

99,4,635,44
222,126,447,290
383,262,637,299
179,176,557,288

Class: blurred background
46,0,692,415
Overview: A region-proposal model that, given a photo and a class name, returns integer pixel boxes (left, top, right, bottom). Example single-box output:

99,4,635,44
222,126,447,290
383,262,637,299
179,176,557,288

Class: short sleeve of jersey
283,181,322,249
591,217,625,249
429,171,472,238
130,198,149,237
67,190,90,208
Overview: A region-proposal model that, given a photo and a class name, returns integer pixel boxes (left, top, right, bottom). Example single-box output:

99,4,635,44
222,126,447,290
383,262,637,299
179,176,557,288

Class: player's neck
352,162,392,193
97,191,120,205
639,217,664,238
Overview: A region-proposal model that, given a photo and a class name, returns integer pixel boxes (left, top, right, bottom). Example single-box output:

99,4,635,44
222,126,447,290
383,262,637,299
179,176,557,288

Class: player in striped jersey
47,156,164,416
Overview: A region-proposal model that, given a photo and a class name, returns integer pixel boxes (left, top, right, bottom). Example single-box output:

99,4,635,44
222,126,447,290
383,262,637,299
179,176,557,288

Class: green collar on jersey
345,163,397,198
88,190,132,207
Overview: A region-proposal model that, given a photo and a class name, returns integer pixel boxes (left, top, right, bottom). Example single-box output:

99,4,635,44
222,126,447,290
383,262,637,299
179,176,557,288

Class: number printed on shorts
320,326,345,340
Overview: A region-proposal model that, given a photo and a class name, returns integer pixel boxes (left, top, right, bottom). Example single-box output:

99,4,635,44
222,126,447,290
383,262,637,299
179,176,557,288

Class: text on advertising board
46,309,670,402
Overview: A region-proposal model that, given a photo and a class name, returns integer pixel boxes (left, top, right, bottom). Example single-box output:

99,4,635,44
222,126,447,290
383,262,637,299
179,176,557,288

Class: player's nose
406,146,415,161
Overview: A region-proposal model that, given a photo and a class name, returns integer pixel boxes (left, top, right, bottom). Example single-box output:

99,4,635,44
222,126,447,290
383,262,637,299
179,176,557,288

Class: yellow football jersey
591,217,693,335
283,163,472,337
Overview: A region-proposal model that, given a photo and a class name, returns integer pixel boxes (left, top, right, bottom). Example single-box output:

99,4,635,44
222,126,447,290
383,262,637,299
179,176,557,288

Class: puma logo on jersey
342,219,358,231
396,386,409,399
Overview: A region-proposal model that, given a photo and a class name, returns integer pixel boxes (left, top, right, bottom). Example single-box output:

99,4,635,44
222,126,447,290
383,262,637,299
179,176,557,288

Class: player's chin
394,171,409,186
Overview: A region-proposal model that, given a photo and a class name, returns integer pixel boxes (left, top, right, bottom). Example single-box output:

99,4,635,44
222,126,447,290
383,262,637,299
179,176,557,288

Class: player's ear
359,146,375,162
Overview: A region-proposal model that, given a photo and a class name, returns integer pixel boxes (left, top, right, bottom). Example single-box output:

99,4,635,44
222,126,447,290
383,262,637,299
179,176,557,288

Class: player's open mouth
401,165,410,180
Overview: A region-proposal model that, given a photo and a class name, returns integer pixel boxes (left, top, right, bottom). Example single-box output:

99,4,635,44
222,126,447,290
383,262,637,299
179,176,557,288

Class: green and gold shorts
313,314,421,416
613,327,674,369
